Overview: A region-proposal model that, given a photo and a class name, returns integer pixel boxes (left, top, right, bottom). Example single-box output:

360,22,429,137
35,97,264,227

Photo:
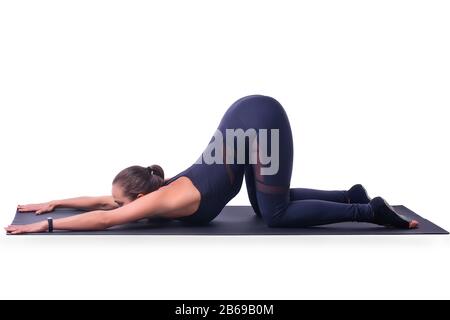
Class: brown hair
112,164,165,200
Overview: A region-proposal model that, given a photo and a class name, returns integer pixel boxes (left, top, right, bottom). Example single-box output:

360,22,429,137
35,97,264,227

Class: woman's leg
289,188,348,203
250,184,361,217
290,184,371,204
250,167,374,227
237,95,374,227
222,94,414,228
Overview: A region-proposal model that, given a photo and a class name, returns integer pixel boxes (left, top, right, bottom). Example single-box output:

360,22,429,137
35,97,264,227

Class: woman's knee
265,218,282,228
260,209,284,228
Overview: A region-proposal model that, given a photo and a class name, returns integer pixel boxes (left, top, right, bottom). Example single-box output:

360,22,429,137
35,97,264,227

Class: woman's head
112,164,165,206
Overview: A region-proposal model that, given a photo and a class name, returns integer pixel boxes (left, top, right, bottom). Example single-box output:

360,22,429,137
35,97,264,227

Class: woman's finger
6,225,22,234
18,206,35,212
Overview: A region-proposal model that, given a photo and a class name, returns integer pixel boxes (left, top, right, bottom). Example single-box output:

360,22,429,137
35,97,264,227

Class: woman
5,94,418,234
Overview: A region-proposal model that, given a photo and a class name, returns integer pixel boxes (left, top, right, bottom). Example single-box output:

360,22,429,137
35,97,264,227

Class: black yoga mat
8,205,448,235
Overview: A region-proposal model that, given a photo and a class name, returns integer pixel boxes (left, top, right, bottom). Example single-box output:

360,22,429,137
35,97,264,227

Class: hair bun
148,164,164,180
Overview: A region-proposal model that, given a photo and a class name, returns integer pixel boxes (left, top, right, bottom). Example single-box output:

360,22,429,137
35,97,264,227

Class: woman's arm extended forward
17,196,119,214
6,188,175,234
55,189,175,230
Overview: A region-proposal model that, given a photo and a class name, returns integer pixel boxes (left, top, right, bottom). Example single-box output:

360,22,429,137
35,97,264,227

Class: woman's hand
17,201,56,215
4,222,47,235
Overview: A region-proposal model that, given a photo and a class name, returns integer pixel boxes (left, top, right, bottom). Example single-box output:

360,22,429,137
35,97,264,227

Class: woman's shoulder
158,176,201,218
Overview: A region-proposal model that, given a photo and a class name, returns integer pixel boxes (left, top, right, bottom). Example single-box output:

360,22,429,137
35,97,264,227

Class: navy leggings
219,95,374,227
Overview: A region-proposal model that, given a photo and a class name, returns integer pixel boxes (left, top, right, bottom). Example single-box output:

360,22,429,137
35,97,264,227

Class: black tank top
163,161,242,224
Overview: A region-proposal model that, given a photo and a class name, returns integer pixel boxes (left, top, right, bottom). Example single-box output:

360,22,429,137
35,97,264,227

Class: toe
409,220,419,229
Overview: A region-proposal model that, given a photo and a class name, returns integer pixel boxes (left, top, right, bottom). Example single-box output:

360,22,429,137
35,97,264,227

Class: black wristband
47,217,53,233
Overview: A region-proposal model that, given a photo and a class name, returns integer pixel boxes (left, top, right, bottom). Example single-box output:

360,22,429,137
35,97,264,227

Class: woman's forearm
7,210,115,234
52,210,111,231
52,196,116,210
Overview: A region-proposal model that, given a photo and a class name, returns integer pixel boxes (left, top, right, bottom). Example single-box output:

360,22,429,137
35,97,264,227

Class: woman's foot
347,184,371,204
369,196,418,229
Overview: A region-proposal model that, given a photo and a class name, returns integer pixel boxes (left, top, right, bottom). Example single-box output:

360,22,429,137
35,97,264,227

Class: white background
0,0,449,299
